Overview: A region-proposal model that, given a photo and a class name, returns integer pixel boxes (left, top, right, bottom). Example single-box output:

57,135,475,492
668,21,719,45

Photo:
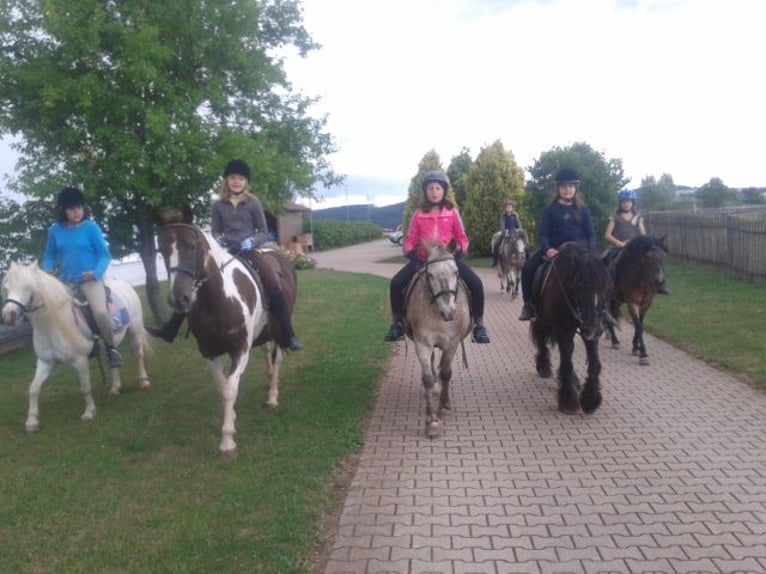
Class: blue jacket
538,201,596,252
42,220,112,284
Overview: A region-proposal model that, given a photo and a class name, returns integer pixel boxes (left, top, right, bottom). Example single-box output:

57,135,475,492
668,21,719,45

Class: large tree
525,142,627,250
0,0,339,319
638,173,677,213
446,147,473,210
461,140,525,256
695,177,736,209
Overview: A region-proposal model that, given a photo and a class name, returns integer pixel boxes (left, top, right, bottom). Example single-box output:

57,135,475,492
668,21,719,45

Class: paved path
313,239,766,574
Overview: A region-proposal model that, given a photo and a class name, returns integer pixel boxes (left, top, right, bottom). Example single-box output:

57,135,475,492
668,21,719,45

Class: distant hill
311,202,405,230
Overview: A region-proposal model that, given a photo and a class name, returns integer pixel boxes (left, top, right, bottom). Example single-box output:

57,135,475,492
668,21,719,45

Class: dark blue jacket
538,201,596,252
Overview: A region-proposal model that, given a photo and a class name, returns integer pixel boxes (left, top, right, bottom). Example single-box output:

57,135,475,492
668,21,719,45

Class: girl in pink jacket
384,171,490,343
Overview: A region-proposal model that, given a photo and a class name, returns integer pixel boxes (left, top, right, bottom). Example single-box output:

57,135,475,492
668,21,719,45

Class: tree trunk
136,205,167,324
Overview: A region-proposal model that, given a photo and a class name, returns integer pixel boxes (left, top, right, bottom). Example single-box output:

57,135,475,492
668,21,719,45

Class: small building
264,202,313,252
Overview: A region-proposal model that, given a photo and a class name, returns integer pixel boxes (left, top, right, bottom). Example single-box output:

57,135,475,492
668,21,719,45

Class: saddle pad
71,291,130,340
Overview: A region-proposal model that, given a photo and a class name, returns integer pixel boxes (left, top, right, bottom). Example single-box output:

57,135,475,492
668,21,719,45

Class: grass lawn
0,269,390,574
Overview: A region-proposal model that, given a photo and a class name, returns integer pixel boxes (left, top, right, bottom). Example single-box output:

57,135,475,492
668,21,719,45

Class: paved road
313,239,766,574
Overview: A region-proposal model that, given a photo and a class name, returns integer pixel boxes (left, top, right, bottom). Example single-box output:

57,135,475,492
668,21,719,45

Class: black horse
604,235,668,365
530,242,613,414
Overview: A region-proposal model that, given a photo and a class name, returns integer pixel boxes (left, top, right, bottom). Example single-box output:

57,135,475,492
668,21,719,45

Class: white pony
1,261,151,432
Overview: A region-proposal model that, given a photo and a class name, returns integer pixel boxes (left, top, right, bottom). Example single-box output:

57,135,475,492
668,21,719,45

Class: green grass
0,270,390,574
645,259,766,387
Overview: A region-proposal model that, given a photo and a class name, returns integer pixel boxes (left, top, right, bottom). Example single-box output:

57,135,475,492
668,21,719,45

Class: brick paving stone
314,241,766,574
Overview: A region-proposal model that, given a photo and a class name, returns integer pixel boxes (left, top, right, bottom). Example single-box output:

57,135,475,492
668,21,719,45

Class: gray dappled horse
497,228,528,299
404,241,472,438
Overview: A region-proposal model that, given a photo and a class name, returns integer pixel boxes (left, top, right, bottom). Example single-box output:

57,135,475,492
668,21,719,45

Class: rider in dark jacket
490,200,522,267
518,167,596,321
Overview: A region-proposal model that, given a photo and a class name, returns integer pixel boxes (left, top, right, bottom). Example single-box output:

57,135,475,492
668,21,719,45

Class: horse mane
623,235,668,259
556,243,611,296
18,263,86,344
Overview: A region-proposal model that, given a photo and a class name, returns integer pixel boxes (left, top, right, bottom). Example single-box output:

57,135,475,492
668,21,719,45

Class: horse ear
181,204,194,224
446,238,458,254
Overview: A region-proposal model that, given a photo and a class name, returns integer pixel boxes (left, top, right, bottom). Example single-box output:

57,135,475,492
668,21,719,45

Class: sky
1,0,762,208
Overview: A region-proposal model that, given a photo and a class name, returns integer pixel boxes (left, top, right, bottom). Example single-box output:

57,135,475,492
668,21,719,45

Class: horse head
549,243,612,341
421,241,461,322
156,223,211,313
1,262,46,325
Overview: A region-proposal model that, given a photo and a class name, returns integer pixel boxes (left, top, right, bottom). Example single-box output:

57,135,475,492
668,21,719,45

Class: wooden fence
646,207,766,281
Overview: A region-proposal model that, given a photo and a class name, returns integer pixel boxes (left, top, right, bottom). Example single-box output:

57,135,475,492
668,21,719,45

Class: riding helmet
223,159,251,180
57,186,86,209
618,189,637,202
504,199,515,207
422,170,450,192
554,167,580,185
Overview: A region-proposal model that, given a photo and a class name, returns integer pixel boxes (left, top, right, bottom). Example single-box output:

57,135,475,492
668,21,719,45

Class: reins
414,256,460,305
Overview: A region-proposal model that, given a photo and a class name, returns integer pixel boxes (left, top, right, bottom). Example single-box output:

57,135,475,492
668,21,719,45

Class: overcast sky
285,0,763,207
1,0,761,208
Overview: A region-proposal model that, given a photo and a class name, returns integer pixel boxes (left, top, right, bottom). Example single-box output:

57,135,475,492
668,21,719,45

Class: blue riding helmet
618,189,637,202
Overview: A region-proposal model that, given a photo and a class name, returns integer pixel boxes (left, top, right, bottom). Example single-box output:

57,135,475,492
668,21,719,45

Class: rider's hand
82,271,96,282
240,237,255,252
545,248,558,259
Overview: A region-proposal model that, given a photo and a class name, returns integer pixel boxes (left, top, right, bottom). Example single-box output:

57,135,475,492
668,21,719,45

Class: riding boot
472,318,490,344
384,316,405,342
270,294,303,351
147,312,186,343
518,301,536,321
106,345,123,368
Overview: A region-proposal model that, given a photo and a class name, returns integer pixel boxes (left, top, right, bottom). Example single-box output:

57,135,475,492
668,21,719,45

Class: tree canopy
0,0,339,319
461,140,525,256
525,142,628,250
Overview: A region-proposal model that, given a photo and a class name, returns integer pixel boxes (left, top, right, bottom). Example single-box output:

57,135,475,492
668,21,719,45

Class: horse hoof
266,399,278,409
25,423,40,434
611,343,620,350
139,379,151,390
426,421,442,438
109,388,121,396
632,349,639,356
558,404,580,415
81,413,94,422
639,357,650,366
438,406,451,417
537,368,553,379
218,448,238,461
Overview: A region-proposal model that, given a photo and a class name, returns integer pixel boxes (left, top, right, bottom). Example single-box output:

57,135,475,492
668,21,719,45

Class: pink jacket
404,207,470,262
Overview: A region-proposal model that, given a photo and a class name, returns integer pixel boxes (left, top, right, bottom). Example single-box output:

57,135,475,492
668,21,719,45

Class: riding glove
240,237,256,252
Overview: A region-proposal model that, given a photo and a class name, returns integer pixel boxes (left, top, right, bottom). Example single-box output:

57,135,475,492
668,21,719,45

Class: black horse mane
622,235,668,259
555,243,612,296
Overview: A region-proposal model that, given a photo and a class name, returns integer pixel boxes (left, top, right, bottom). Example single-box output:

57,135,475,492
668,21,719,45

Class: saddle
234,249,271,312
530,258,555,311
71,286,130,341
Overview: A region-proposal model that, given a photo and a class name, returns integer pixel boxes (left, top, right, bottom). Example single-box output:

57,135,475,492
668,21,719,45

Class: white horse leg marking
26,359,55,432
73,356,96,421
262,343,282,408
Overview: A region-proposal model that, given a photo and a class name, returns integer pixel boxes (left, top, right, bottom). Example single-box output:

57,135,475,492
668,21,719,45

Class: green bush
307,220,383,250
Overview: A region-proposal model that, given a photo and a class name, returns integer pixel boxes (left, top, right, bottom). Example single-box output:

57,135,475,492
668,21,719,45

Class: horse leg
261,342,283,408
635,311,649,366
25,359,55,432
128,328,152,391
607,301,620,349
415,344,441,438
209,352,248,457
531,322,552,379
438,348,454,415
580,338,603,414
556,336,580,414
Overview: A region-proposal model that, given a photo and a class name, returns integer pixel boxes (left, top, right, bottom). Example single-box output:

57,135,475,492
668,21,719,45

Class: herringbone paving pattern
313,240,766,574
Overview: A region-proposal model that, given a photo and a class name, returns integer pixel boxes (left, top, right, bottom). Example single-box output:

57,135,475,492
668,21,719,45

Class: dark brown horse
531,242,613,414
604,235,668,365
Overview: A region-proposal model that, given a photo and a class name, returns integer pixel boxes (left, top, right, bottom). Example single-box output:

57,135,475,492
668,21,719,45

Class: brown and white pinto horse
156,220,285,456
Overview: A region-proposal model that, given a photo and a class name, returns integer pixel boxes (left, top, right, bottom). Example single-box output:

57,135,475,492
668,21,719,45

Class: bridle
2,295,44,316
157,223,238,290
417,255,460,305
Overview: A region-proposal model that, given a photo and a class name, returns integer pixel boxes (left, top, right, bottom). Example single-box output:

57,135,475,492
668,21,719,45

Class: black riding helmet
223,159,251,180
422,170,450,192
57,186,86,209
554,167,580,185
